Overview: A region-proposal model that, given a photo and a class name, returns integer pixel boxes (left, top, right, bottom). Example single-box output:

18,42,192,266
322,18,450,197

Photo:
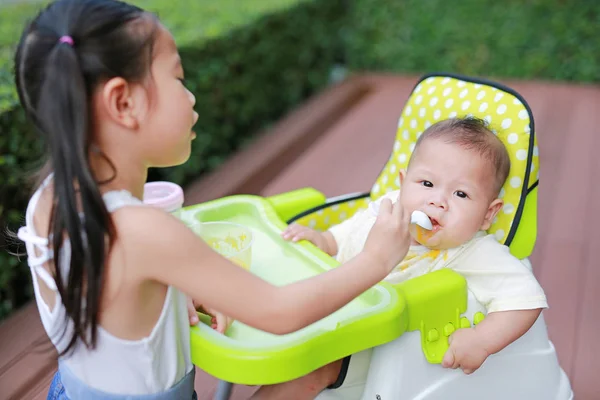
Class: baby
258,117,547,399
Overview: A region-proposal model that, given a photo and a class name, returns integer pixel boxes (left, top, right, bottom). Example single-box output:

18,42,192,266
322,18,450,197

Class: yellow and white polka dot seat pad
371,74,539,258
295,74,538,259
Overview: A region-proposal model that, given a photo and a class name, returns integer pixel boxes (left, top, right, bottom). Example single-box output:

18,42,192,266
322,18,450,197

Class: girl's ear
99,77,142,130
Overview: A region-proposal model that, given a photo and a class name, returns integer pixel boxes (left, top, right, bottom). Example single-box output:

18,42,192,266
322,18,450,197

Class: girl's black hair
14,0,158,356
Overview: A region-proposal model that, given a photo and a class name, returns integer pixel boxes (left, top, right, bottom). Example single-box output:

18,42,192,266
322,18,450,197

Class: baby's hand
282,223,331,254
187,297,233,334
442,327,490,374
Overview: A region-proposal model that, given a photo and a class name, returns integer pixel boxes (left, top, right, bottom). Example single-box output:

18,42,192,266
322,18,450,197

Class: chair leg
214,380,234,400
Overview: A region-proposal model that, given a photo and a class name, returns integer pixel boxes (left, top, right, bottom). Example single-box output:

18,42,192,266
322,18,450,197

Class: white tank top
17,176,193,395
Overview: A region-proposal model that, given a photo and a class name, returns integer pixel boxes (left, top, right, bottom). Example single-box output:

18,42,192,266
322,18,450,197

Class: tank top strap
103,190,144,213
18,184,143,291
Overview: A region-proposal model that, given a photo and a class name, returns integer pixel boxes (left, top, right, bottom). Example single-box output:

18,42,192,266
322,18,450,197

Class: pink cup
143,181,184,213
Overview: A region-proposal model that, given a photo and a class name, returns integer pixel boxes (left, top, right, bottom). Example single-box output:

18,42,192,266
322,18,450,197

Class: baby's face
399,138,503,249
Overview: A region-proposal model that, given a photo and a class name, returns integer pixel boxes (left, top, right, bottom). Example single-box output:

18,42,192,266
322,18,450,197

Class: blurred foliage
346,0,599,82
0,0,312,112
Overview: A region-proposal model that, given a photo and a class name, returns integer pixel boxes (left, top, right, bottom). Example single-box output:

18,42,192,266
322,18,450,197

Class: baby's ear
398,169,406,186
481,198,503,231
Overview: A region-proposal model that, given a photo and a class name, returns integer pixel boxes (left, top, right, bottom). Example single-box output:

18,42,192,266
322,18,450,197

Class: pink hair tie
59,35,74,46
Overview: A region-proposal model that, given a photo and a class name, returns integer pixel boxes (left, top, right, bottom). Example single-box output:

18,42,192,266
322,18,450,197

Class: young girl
13,1,411,398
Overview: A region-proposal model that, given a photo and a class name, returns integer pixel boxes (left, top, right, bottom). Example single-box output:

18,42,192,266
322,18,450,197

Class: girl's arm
115,196,409,335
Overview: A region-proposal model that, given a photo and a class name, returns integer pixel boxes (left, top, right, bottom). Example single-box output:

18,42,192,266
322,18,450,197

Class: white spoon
410,210,433,230
409,210,434,245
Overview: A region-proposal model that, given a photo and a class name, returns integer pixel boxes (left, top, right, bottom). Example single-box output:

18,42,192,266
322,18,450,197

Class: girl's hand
187,296,234,334
363,192,411,273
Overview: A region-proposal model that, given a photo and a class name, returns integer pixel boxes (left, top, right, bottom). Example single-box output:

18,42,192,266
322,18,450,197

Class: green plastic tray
176,194,407,385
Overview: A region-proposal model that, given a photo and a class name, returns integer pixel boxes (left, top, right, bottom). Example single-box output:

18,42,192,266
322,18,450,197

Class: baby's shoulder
459,232,526,267
379,189,401,202
368,190,401,214
470,233,510,252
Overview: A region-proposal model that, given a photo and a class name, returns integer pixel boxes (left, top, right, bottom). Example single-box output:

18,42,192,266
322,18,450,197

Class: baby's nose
428,194,448,209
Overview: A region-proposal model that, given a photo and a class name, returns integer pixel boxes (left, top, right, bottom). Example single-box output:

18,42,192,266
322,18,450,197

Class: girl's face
136,25,199,168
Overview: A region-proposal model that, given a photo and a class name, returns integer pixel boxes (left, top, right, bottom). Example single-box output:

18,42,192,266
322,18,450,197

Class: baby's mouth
429,217,441,232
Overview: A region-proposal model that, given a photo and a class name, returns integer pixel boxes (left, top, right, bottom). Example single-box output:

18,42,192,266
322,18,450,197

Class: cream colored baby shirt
329,190,548,313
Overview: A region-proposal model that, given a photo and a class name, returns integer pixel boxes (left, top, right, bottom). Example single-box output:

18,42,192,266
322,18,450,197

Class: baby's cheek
446,225,475,246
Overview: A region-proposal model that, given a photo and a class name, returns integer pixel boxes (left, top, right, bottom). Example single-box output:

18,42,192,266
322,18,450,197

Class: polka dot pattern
369,76,539,246
295,197,370,232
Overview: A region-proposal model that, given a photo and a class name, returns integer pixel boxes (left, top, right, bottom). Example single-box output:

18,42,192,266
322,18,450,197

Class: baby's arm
445,234,548,374
281,191,400,256
281,224,338,256
281,204,365,256
442,308,542,374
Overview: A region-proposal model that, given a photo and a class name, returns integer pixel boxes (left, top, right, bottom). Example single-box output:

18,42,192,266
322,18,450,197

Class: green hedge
0,0,346,320
0,0,313,113
158,1,346,184
345,0,599,83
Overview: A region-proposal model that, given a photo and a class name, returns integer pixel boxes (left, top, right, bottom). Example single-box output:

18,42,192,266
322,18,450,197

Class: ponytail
38,40,113,355
14,0,158,356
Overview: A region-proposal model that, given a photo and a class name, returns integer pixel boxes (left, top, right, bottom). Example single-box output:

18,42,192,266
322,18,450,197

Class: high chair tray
177,195,406,385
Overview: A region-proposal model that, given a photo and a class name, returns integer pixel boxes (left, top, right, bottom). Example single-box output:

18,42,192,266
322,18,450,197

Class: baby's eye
177,77,187,85
455,191,468,199
421,180,433,188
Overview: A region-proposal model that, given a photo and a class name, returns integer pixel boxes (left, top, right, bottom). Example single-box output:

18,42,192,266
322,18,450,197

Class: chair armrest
266,187,327,223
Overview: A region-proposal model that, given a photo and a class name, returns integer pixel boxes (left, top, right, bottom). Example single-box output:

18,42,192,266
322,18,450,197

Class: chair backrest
370,73,539,259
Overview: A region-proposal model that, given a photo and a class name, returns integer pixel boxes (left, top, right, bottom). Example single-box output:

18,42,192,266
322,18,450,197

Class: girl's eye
455,191,468,199
421,180,433,188
177,78,186,84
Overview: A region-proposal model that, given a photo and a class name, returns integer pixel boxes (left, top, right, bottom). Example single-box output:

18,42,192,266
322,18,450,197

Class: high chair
179,73,573,400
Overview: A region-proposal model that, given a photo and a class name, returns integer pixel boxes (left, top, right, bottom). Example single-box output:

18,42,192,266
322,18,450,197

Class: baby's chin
411,235,439,248
412,233,455,249
419,231,481,249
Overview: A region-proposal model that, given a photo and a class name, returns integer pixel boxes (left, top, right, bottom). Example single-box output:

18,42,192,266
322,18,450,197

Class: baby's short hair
412,117,511,197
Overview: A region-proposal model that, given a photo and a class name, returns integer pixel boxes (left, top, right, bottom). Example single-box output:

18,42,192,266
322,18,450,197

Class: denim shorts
47,363,198,400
